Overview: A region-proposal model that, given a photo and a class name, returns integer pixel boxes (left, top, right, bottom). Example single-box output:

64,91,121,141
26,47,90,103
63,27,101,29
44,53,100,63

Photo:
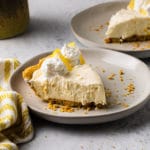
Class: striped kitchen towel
0,58,34,150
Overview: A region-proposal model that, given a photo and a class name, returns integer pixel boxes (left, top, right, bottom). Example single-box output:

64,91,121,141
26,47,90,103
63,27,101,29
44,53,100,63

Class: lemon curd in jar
0,0,29,39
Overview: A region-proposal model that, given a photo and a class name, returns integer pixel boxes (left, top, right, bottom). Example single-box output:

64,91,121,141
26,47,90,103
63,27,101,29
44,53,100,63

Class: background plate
10,49,150,124
71,1,150,58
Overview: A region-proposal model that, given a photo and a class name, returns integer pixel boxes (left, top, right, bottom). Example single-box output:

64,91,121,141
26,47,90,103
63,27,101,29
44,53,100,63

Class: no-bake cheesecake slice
23,42,106,107
105,0,150,43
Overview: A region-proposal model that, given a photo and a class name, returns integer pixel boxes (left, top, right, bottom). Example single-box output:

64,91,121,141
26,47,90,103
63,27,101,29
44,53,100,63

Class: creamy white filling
106,9,150,39
29,64,106,105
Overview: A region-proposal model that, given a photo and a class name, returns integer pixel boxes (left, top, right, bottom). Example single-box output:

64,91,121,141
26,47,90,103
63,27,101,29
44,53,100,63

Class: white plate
71,1,150,58
10,48,150,124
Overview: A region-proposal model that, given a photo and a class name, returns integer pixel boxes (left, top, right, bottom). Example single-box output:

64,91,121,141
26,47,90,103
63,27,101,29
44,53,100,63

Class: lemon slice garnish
128,0,135,9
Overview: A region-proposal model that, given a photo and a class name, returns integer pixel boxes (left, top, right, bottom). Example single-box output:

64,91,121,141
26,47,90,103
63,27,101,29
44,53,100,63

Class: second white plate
10,48,150,124
71,1,150,58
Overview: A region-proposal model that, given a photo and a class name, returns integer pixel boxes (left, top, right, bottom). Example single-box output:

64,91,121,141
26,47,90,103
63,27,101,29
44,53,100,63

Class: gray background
0,0,149,149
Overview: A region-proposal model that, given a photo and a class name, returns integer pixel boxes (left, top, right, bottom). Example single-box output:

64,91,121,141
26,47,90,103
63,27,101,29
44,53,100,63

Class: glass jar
0,0,29,39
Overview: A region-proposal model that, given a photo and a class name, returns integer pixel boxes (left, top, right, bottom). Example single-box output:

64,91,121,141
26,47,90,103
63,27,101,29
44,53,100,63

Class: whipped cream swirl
61,42,81,66
41,57,68,76
40,42,85,77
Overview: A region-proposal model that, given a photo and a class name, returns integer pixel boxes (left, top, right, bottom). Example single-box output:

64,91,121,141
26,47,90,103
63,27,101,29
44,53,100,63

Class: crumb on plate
119,69,124,82
123,83,135,96
108,73,116,80
60,106,74,112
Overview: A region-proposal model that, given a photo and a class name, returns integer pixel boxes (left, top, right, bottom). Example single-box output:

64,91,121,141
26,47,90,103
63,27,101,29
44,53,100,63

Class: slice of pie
23,42,106,107
105,0,150,43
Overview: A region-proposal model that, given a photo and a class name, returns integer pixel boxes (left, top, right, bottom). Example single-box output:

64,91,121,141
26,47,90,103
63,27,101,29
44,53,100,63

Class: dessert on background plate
105,0,150,43
22,42,106,109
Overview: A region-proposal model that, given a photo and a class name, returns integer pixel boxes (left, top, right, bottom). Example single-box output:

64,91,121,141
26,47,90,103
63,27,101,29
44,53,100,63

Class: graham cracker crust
105,35,150,43
48,99,105,109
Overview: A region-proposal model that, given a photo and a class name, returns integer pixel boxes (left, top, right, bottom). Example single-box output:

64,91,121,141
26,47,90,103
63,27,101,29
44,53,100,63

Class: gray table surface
0,0,150,149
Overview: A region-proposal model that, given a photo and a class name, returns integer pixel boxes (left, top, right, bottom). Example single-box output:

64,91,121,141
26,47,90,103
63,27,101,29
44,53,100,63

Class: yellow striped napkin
0,58,34,150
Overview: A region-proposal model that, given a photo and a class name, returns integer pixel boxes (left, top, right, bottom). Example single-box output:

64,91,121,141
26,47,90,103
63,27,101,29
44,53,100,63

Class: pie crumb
119,69,124,75
102,68,106,73
119,69,124,82
60,106,74,112
108,73,116,80
124,83,135,96
48,103,74,112
132,42,140,49
48,103,57,111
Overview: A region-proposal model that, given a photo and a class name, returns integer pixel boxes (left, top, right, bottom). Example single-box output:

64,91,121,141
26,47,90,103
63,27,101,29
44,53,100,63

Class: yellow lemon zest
128,0,134,9
23,43,86,80
79,54,85,64
139,8,148,15
52,49,73,71
50,48,60,57
67,42,76,48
